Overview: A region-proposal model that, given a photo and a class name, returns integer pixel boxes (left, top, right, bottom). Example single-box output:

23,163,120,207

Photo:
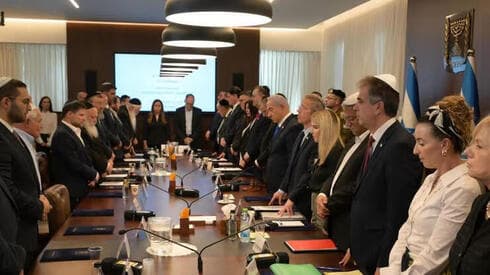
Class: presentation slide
114,53,216,112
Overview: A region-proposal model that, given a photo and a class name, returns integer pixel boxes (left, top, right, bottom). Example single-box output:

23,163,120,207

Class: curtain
0,43,67,111
321,0,408,99
260,49,321,112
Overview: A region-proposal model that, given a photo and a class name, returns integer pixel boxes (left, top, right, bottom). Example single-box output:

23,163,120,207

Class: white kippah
343,92,359,106
373,74,398,94
0,76,12,88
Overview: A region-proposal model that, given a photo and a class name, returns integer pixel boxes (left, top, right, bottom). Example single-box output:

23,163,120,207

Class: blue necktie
273,125,281,137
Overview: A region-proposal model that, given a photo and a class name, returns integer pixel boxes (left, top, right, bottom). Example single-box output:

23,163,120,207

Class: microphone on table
146,180,223,213
217,166,256,192
174,165,201,197
119,220,277,274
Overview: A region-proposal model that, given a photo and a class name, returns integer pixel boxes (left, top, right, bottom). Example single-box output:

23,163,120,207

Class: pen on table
316,266,343,272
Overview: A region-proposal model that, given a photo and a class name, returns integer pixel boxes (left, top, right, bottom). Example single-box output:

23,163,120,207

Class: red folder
284,239,337,252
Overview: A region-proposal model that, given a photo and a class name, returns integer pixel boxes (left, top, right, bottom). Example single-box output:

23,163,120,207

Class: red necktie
361,135,375,175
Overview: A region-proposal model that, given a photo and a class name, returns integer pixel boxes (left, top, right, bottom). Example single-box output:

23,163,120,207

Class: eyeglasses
8,96,31,105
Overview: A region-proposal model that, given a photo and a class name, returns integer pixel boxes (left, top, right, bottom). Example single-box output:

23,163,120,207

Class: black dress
449,192,490,275
143,117,170,148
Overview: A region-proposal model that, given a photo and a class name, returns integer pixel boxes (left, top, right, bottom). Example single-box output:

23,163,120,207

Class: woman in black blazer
449,116,490,275
143,99,170,149
309,109,344,230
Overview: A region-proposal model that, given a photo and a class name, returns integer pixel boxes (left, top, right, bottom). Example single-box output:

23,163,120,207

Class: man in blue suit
51,100,99,209
350,74,423,275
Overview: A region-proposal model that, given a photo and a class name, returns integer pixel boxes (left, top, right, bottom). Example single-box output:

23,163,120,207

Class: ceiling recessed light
69,0,80,9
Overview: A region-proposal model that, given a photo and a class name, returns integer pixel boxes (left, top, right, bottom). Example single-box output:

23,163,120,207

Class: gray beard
84,124,99,138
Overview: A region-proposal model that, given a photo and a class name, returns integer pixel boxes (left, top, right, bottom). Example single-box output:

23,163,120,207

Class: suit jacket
246,114,272,161
143,118,170,148
175,106,202,149
350,121,423,270
0,178,25,275
51,123,97,200
223,105,245,145
102,108,121,147
449,192,490,275
256,122,276,168
263,114,303,194
81,129,112,174
279,131,317,220
319,136,368,251
0,123,43,252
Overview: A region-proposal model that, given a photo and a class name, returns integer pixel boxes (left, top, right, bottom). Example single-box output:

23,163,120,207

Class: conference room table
32,157,346,274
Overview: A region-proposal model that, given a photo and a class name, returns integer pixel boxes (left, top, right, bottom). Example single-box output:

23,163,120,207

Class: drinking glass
147,217,173,256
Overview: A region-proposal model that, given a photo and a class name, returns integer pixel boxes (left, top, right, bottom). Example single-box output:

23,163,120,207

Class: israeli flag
461,49,480,123
402,56,420,133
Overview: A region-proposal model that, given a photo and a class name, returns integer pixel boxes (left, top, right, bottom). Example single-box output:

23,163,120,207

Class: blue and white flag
402,56,420,133
461,49,480,123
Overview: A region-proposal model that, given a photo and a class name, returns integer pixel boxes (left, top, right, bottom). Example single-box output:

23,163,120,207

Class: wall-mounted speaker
232,73,244,91
85,70,97,94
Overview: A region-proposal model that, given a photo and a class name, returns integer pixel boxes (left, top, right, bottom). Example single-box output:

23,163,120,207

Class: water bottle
227,209,237,241
239,208,250,243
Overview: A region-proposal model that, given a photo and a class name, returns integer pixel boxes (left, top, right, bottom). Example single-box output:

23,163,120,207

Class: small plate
217,199,235,205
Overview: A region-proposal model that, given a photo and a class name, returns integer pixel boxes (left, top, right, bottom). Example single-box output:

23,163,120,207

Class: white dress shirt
14,128,43,192
185,108,193,136
62,120,85,146
370,117,397,154
40,111,58,144
329,131,369,196
381,163,483,275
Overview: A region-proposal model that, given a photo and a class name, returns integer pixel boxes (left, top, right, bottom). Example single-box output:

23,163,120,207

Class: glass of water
147,217,173,256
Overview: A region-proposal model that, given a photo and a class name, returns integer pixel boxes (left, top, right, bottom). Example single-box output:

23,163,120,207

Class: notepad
99,181,123,187
87,191,123,198
270,263,322,275
124,158,145,162
250,205,282,212
324,271,362,275
212,167,242,172
244,196,271,202
40,248,91,262
64,225,114,235
72,209,114,217
105,174,126,179
261,212,305,221
284,239,337,253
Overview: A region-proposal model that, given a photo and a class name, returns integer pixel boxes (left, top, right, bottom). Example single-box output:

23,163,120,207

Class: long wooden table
32,158,345,274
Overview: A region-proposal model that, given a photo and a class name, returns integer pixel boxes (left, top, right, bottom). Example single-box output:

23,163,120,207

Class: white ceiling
1,0,368,28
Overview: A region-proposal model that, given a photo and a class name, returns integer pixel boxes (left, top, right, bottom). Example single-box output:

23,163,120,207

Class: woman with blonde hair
382,95,483,274
308,109,344,230
449,115,490,275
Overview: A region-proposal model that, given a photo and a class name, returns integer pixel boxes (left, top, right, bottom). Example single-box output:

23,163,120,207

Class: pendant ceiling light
162,24,235,48
161,58,206,66
161,69,194,74
160,74,187,78
165,0,272,27
161,45,216,60
160,65,198,72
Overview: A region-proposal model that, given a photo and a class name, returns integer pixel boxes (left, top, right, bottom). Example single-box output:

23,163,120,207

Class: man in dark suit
0,77,51,271
261,94,303,194
0,177,25,275
51,100,99,209
269,94,325,221
215,99,232,157
220,87,245,161
175,94,202,150
82,104,113,176
316,92,368,258
240,86,271,168
205,91,226,151
119,98,142,153
100,82,128,149
350,75,423,275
